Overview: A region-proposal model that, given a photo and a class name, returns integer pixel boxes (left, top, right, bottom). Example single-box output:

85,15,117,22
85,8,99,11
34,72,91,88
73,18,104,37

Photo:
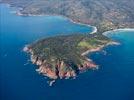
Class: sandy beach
103,28,134,36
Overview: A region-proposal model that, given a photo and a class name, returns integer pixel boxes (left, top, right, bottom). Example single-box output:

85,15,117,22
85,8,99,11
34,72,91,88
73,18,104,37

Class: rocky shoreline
23,45,99,85
23,38,119,86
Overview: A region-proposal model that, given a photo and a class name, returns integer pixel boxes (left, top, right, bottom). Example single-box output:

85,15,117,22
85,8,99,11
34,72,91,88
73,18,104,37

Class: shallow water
0,4,134,100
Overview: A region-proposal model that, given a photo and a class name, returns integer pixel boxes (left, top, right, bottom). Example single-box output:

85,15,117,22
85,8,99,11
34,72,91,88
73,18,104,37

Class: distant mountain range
1,0,134,32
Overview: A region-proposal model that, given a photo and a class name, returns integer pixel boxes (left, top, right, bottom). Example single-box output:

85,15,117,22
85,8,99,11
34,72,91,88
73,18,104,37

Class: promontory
23,34,114,82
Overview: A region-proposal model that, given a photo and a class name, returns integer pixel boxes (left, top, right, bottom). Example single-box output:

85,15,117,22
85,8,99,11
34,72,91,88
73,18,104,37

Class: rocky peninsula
2,0,133,86
23,33,115,85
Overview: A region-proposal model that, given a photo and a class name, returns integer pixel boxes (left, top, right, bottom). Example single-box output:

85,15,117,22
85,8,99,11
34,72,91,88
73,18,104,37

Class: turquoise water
1,4,134,100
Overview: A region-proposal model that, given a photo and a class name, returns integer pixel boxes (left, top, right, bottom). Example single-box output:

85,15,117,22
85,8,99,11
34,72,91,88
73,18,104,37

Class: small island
23,33,116,85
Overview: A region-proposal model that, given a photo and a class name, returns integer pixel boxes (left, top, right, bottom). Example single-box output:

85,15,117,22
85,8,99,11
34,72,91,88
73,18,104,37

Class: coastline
103,28,134,36
6,3,133,86
64,17,97,34
10,3,97,35
23,35,119,81
14,9,134,36
17,12,98,34
12,10,134,36
1,3,134,36
81,41,120,63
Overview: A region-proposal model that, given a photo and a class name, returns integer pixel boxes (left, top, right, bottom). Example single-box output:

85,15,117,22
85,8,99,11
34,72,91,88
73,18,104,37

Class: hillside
1,0,134,32
23,33,112,81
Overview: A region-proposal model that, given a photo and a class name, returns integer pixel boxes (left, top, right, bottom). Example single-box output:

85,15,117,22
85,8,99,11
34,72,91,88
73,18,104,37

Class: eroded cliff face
23,33,113,86
24,46,97,80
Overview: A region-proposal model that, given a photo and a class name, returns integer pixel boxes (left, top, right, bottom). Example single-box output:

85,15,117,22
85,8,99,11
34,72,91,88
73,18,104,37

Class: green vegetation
78,38,105,49
2,0,134,32
29,34,110,68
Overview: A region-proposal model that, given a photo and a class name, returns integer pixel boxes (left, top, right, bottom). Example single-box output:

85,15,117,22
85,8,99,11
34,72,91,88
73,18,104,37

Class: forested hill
1,0,134,32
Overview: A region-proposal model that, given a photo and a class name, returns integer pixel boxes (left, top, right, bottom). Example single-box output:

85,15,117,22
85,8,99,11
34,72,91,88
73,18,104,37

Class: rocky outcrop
32,56,77,79
24,46,98,81
23,33,113,86
78,61,98,72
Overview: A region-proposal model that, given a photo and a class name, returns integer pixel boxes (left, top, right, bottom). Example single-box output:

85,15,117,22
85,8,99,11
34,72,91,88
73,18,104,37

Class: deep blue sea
0,4,134,100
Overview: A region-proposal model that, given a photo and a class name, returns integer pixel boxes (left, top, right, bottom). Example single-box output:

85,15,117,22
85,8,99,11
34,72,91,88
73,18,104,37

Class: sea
0,4,134,100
